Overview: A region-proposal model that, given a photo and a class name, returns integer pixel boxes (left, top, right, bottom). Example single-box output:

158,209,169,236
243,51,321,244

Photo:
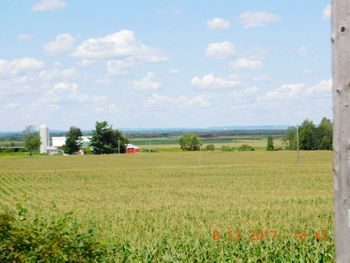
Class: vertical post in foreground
333,1,350,261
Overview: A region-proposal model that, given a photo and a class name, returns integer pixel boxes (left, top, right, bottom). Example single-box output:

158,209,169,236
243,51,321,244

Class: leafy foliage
284,117,333,150
220,145,235,152
317,117,333,150
0,206,112,262
206,144,215,151
90,121,129,154
63,127,83,154
23,126,40,156
179,133,202,151
238,144,255,151
266,136,274,151
299,120,317,150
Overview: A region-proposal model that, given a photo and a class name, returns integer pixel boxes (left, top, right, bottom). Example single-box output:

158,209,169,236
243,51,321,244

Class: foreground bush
0,206,112,262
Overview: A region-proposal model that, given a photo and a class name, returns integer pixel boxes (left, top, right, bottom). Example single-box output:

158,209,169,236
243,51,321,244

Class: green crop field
0,151,334,261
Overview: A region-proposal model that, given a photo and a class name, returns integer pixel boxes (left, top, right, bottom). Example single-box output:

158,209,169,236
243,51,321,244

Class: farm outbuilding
126,144,141,154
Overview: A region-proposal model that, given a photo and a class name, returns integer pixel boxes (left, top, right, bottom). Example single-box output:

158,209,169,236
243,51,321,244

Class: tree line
283,117,333,150
21,117,333,155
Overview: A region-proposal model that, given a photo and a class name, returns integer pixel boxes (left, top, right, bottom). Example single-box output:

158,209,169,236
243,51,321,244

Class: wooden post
332,1,350,261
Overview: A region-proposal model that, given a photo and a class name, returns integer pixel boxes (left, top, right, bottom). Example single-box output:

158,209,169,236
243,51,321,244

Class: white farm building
52,136,91,148
39,123,91,154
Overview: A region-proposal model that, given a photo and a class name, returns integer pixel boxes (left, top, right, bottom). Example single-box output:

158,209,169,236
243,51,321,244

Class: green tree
90,121,129,154
23,125,40,156
317,117,333,150
179,133,202,151
299,120,316,150
266,136,274,151
206,144,215,151
283,127,297,150
63,127,83,154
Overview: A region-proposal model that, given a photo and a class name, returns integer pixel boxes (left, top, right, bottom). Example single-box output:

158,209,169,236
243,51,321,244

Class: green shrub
206,144,215,151
220,145,235,152
0,206,112,262
238,144,255,151
141,148,159,153
84,146,93,155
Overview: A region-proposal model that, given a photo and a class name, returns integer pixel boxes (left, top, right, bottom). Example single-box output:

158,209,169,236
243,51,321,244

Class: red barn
126,144,141,154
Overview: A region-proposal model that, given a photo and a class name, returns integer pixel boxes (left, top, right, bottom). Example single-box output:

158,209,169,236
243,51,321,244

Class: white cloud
4,102,19,109
133,72,161,91
168,68,180,75
33,82,107,110
53,82,78,91
239,11,281,28
297,46,310,56
178,95,211,108
207,17,230,31
242,86,258,95
0,57,44,75
44,34,75,54
205,41,235,59
38,67,75,80
147,93,210,108
107,104,120,113
262,83,304,100
232,58,263,70
253,73,271,82
18,34,32,41
0,59,76,98
323,4,331,20
74,30,167,61
107,58,138,76
32,0,66,12
231,86,259,97
80,59,95,67
191,73,239,89
307,79,332,94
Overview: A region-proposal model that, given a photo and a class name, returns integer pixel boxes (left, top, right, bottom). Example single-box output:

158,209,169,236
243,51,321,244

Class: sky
0,0,332,131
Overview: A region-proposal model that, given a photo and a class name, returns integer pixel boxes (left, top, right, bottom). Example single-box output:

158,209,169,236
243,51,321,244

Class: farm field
135,138,284,150
0,151,333,261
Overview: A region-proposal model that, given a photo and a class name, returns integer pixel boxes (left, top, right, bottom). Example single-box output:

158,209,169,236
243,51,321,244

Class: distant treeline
283,117,332,150
126,129,286,139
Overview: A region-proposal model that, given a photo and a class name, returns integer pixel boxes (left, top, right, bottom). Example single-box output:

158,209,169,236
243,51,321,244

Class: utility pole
296,125,300,164
198,145,202,166
118,138,120,154
332,1,350,261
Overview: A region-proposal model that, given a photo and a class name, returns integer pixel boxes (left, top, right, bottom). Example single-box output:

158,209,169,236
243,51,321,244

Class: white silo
40,124,49,153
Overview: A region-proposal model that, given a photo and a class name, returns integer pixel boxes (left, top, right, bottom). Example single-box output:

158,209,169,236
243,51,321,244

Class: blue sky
0,0,332,130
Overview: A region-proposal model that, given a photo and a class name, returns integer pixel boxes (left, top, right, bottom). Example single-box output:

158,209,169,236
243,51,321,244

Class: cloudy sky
0,0,331,131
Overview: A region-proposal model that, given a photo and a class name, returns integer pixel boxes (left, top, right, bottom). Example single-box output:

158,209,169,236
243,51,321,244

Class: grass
0,151,334,261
